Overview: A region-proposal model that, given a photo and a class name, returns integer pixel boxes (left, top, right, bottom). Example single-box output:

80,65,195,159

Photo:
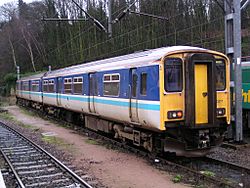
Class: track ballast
0,121,92,188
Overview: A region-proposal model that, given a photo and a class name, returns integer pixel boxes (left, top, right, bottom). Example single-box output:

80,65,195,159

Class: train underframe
17,97,227,157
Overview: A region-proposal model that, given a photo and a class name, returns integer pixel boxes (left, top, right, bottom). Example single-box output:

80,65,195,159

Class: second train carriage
16,46,231,157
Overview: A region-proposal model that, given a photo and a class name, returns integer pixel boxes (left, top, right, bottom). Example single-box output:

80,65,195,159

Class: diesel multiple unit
16,46,231,157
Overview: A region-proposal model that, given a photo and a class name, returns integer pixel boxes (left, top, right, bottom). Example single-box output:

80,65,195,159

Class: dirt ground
5,105,189,188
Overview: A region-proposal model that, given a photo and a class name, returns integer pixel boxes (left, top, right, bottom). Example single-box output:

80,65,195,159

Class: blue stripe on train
20,91,160,111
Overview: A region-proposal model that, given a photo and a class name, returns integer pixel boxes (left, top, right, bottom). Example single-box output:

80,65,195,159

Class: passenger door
89,73,97,113
195,64,208,124
56,77,62,106
129,68,139,123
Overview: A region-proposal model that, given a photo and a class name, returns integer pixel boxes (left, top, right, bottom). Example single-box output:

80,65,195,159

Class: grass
85,138,99,145
21,123,40,131
172,174,182,183
42,135,73,151
0,96,16,106
0,112,15,121
200,170,215,177
0,110,39,132
20,108,37,117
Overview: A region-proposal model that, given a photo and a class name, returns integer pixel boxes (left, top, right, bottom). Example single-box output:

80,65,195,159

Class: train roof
17,46,226,81
17,72,46,82
44,46,224,78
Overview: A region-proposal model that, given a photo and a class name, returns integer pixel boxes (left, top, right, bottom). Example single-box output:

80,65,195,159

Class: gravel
0,118,103,188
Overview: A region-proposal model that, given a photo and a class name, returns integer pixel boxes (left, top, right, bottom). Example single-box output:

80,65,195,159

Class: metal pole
108,0,112,38
233,0,243,142
224,0,243,142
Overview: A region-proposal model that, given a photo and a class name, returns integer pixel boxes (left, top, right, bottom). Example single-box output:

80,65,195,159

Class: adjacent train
242,61,250,130
16,46,231,157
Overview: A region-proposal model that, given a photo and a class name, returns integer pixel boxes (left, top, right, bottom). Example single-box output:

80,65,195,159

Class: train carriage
17,73,44,108
16,46,231,157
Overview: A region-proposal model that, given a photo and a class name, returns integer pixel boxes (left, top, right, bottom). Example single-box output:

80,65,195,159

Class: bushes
3,73,17,96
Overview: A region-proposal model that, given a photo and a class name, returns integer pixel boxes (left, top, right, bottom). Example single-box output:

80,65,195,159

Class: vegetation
0,0,249,91
172,174,182,183
200,170,215,177
42,135,73,151
0,111,15,121
85,138,99,145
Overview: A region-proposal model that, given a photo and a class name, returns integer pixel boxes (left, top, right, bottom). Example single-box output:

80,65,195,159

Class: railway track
0,121,92,188
11,106,250,187
170,156,250,187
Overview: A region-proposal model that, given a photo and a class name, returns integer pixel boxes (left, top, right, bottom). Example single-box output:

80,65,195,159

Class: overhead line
71,0,107,33
35,3,224,64
129,11,168,20
68,16,225,60
241,0,250,10
47,5,209,57
42,17,88,22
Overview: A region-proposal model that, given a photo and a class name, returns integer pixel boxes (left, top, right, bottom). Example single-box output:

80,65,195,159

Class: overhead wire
35,1,231,66
65,5,214,58
67,6,224,59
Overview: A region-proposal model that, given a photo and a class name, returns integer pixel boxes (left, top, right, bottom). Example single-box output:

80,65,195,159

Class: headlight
167,111,183,119
217,108,225,116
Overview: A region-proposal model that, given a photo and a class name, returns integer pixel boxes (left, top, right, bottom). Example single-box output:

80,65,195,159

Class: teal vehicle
242,61,250,128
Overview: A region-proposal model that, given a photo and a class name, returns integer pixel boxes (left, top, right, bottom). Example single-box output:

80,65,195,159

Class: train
242,61,250,130
16,46,231,157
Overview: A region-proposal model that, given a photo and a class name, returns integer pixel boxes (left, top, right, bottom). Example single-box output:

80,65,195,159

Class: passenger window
32,81,39,92
103,74,120,96
73,77,83,95
216,60,226,91
64,78,72,94
140,73,147,96
23,82,29,91
164,58,183,92
48,79,54,93
43,80,48,92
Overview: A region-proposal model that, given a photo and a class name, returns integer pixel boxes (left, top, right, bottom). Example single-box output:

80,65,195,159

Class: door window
132,72,138,97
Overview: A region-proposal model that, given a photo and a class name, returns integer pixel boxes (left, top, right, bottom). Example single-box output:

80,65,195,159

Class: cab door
186,54,216,127
129,68,139,123
195,64,208,124
89,73,97,113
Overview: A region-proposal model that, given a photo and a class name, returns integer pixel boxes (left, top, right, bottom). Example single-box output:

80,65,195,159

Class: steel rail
0,121,92,188
205,156,250,173
0,148,25,188
85,130,236,188
17,106,240,187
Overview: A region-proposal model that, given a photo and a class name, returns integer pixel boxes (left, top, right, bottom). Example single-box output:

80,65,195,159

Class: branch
8,35,17,68
71,0,107,33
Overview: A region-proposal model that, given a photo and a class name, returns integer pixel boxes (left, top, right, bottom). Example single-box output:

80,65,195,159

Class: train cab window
73,77,83,95
64,78,72,94
216,60,226,91
103,74,120,96
43,80,48,92
164,58,183,92
48,79,54,93
140,73,147,96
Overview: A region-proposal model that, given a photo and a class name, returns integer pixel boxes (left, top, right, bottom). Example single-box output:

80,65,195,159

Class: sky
0,0,35,6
